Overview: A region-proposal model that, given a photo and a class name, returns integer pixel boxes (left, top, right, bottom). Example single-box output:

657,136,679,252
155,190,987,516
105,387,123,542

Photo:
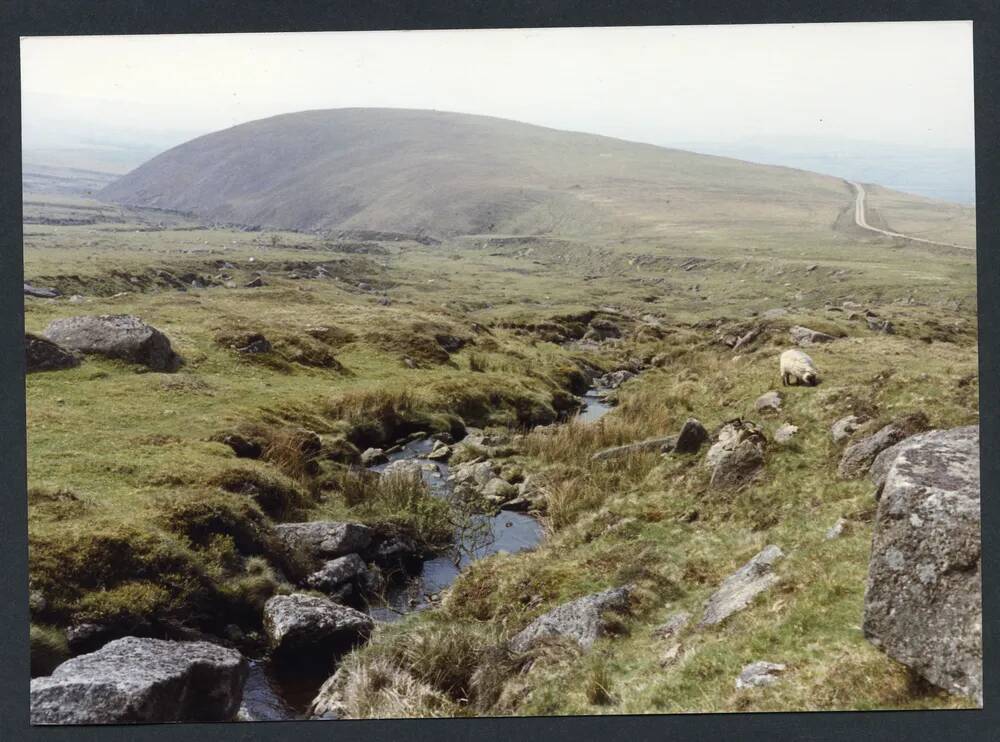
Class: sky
19,22,976,200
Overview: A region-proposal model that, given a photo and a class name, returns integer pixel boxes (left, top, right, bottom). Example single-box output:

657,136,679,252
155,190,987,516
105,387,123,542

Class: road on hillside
845,180,972,251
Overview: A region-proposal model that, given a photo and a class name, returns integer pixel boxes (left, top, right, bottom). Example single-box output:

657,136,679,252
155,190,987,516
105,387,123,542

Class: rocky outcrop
700,545,784,626
263,594,374,659
837,413,928,479
831,414,869,444
509,585,632,653
25,332,80,373
735,661,786,689
673,418,709,454
30,637,248,724
789,325,836,346
591,436,677,462
706,420,767,490
273,521,372,568
361,447,387,466
863,425,981,704
43,314,183,372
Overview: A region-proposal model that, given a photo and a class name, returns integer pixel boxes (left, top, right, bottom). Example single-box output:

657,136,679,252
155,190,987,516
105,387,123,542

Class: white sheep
780,349,819,386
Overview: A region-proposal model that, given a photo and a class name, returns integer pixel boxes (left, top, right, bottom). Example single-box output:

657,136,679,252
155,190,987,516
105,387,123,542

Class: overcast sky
20,22,974,157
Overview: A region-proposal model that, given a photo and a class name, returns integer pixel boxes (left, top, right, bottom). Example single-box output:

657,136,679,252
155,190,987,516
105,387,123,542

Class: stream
240,384,615,720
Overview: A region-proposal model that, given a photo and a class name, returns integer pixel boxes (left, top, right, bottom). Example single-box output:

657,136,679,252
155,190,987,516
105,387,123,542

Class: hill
97,108,947,241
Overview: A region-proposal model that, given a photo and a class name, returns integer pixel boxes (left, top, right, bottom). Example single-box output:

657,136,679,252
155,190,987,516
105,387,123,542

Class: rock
25,333,80,373
825,518,847,540
30,637,248,724
500,496,532,512
483,477,518,501
305,554,373,594
263,594,374,659
863,425,981,704
700,545,784,626
235,333,272,354
381,459,424,479
773,423,799,444
868,426,968,499
867,316,895,334
68,294,85,303
831,414,868,444
596,369,635,389
673,418,708,454
237,661,297,721
360,447,387,466
732,327,761,351
837,414,928,479
509,585,632,653
24,283,60,298
426,442,451,461
43,314,183,372
754,391,782,413
451,460,497,487
735,661,786,689
651,611,691,639
369,534,421,569
273,522,372,568
789,325,836,346
707,420,767,490
245,277,266,288
591,436,677,462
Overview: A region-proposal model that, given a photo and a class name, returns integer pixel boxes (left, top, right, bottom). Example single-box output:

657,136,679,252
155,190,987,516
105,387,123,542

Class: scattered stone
651,611,691,639
273,522,372,568
831,414,868,444
837,414,928,479
381,459,424,479
305,554,374,594
735,661,786,689
68,294,85,303
659,642,682,668
483,477,518,501
863,425,981,704
867,316,895,334
25,333,80,373
24,283,60,299
263,594,374,659
789,325,836,346
426,441,451,461
234,333,272,354
509,585,632,653
673,418,709,454
596,369,636,389
825,518,847,540
43,314,183,372
773,423,799,444
30,637,248,724
701,545,784,626
360,447,387,466
245,277,266,288
706,420,767,490
591,436,677,462
754,391,782,413
732,327,761,351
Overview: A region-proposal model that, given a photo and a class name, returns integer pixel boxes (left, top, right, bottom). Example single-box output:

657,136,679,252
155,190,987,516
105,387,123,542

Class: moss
30,624,69,678
212,466,312,520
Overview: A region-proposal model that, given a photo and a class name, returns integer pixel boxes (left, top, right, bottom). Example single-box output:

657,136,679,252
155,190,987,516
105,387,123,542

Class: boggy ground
24,193,978,715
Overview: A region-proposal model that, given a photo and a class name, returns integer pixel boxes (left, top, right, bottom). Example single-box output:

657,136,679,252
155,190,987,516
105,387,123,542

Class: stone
732,327,761,351
706,420,767,490
426,442,451,461
789,325,836,346
245,277,266,288
735,661,786,689
825,518,847,540
263,594,374,659
483,477,518,501
360,447,387,466
451,460,497,486
773,423,799,444
863,425,981,704
30,637,247,724
867,316,895,334
24,283,60,299
673,418,709,454
43,314,183,372
305,554,373,594
591,436,677,462
837,414,928,479
868,426,965,499
381,459,424,479
596,369,635,389
509,585,632,653
651,611,691,639
700,545,784,626
25,333,80,373
273,522,372,568
831,414,868,444
754,391,782,413
235,333,272,354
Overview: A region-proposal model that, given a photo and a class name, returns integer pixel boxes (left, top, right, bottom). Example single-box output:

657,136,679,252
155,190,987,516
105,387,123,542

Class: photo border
1,2,996,740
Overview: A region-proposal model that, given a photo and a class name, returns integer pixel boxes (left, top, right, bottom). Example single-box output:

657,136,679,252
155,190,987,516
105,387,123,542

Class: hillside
97,108,947,241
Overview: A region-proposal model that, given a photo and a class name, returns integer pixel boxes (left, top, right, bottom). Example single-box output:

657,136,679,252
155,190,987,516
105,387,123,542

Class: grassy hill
97,108,971,244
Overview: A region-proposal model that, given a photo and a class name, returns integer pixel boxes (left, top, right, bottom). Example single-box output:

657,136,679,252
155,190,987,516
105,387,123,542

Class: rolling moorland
24,109,979,721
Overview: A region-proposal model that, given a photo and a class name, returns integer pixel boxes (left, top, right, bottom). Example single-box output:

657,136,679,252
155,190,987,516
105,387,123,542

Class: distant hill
98,108,968,241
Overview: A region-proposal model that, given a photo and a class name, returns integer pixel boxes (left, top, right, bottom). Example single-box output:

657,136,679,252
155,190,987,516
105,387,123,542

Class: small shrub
583,654,616,705
75,581,172,625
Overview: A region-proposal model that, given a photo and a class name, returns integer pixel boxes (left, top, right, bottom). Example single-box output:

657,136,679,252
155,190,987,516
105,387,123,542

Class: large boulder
263,594,374,659
43,314,182,372
273,522,372,568
706,420,767,490
837,413,928,479
30,637,248,724
25,332,80,373
509,585,632,653
700,545,784,626
863,425,981,704
591,436,677,462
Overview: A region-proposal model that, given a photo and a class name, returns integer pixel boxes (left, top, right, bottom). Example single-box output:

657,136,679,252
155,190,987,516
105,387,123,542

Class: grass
23,186,978,715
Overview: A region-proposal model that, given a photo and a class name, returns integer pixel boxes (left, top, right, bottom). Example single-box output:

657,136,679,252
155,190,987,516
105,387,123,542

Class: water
575,389,614,423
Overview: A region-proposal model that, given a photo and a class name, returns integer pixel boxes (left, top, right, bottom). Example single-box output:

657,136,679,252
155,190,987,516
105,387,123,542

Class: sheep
780,349,819,386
